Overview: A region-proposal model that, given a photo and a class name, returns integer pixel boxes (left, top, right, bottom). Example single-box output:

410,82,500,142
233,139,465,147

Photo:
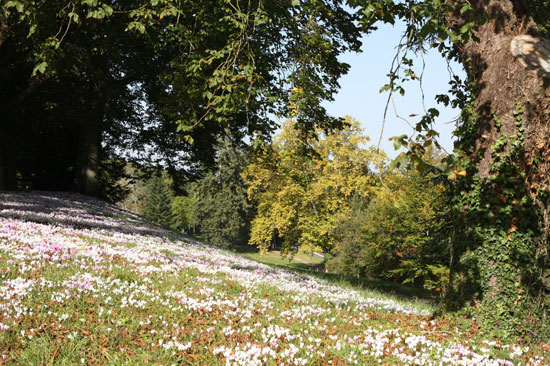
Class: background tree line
127,118,451,293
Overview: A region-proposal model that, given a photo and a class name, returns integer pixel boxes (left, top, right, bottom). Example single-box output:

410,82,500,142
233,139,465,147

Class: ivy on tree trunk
443,0,550,340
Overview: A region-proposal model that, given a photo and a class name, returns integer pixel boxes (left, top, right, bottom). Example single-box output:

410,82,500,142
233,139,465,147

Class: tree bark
449,0,548,178
0,136,17,190
76,120,101,196
74,52,110,197
447,0,550,337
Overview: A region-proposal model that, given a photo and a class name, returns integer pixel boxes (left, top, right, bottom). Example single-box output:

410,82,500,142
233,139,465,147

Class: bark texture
447,0,550,336
449,0,548,177
76,121,101,196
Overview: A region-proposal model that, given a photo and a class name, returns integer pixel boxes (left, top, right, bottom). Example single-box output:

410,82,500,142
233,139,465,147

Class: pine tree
142,175,173,228
193,139,252,248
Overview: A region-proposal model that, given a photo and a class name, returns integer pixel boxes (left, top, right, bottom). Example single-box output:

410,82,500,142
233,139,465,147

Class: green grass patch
243,250,437,302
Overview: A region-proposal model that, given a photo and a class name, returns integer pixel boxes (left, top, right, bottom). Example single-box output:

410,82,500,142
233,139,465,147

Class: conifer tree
192,139,252,248
142,175,173,228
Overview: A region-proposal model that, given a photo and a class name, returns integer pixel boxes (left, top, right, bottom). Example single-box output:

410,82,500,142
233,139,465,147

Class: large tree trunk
76,120,101,196
0,149,6,190
0,135,17,190
74,52,110,197
447,0,550,338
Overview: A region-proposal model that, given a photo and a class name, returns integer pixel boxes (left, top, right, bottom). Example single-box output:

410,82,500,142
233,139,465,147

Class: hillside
0,191,546,365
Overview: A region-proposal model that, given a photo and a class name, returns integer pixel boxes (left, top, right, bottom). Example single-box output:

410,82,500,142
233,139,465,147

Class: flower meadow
0,191,547,365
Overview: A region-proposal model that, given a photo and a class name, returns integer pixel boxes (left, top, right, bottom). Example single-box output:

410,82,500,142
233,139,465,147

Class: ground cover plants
0,191,548,365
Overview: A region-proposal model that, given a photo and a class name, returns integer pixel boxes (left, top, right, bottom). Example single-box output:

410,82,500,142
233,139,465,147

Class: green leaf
6,1,24,12
82,0,98,6
102,4,113,17
177,124,194,132
392,134,408,150
27,24,37,38
379,84,391,93
459,22,473,35
460,3,473,14
68,12,80,23
31,61,47,76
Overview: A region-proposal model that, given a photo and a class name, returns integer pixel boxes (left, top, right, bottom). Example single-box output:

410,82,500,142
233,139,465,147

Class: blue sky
323,22,465,158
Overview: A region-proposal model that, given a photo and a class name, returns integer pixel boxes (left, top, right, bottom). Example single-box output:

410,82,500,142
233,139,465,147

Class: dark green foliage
1,0,149,195
328,163,451,292
0,0,361,195
447,102,549,340
192,139,252,248
142,175,173,228
97,159,132,204
525,0,550,34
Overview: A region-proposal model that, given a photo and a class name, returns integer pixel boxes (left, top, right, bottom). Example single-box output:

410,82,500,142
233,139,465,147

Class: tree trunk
447,0,550,339
76,120,101,196
0,149,6,190
0,137,17,190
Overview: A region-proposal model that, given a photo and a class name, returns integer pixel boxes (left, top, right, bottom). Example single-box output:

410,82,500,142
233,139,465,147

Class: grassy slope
243,251,324,272
0,191,547,365
243,251,436,301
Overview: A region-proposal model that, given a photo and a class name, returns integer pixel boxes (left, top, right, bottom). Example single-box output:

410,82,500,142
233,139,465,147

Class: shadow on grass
0,190,173,238
232,244,259,254
240,249,438,303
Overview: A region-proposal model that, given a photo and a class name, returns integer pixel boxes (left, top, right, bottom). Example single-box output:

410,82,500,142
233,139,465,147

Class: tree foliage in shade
244,117,381,254
191,138,252,248
327,148,450,291
0,0,361,195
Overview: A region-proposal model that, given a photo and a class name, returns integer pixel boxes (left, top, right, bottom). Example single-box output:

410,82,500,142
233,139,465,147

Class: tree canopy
244,117,381,254
1,0,360,193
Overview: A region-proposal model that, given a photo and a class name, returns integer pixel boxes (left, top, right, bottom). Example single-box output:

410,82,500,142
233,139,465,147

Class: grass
243,249,436,302
0,191,548,366
243,251,323,272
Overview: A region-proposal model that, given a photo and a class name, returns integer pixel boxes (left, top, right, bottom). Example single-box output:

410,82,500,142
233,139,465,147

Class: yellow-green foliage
243,117,382,254
367,166,449,288
329,148,450,291
171,195,198,234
